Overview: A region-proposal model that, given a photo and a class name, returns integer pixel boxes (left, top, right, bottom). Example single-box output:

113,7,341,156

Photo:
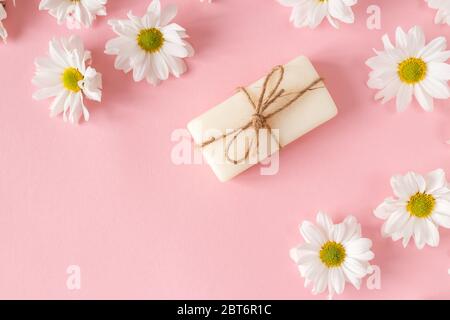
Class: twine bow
201,65,323,164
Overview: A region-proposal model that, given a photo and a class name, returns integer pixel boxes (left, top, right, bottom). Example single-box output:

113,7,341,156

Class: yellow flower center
397,57,427,84
61,67,84,92
319,241,346,268
407,192,435,218
137,28,165,53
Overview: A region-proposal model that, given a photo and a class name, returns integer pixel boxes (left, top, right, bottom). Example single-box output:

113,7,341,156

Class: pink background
0,0,449,299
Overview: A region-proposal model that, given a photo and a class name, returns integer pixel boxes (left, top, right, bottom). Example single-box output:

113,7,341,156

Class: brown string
200,65,323,164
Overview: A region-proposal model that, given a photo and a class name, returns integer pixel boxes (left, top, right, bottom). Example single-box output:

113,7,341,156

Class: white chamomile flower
38,0,107,29
366,26,450,112
278,0,357,29
32,35,102,124
105,0,194,85
290,212,374,298
426,0,450,25
374,169,450,249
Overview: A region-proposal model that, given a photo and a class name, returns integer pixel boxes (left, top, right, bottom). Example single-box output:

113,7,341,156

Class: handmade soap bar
187,56,338,182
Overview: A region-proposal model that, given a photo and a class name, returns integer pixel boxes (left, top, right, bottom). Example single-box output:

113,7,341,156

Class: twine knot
200,65,323,165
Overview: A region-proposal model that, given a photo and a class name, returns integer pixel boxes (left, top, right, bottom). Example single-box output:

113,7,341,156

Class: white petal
289,246,318,265
345,217,362,241
381,34,395,51
413,219,427,249
80,67,102,102
350,250,375,261
414,172,426,193
304,258,326,279
162,41,189,58
331,223,346,243
425,169,447,193
400,218,415,247
290,243,319,262
383,209,410,235
395,27,408,48
33,84,64,100
345,238,373,256
308,3,327,29
431,211,450,228
0,5,6,20
290,3,310,28
374,79,401,104
421,77,450,99
328,0,354,24
147,0,161,15
142,11,158,28
414,84,434,112
428,62,450,80
279,0,303,6
407,26,425,55
419,37,447,61
424,219,440,247
390,172,421,199
342,264,361,290
34,56,62,72
146,55,160,85
316,211,333,238
132,52,147,82
343,257,368,277
32,72,61,87
423,50,450,63
300,221,327,247
48,38,70,67
329,268,345,295
434,199,450,214
153,52,169,80
374,198,403,220
49,90,69,117
366,53,396,70
161,50,186,77
160,4,177,26
341,216,359,243
312,267,328,295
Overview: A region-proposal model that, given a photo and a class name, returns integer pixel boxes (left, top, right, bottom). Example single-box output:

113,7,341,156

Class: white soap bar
187,56,338,182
